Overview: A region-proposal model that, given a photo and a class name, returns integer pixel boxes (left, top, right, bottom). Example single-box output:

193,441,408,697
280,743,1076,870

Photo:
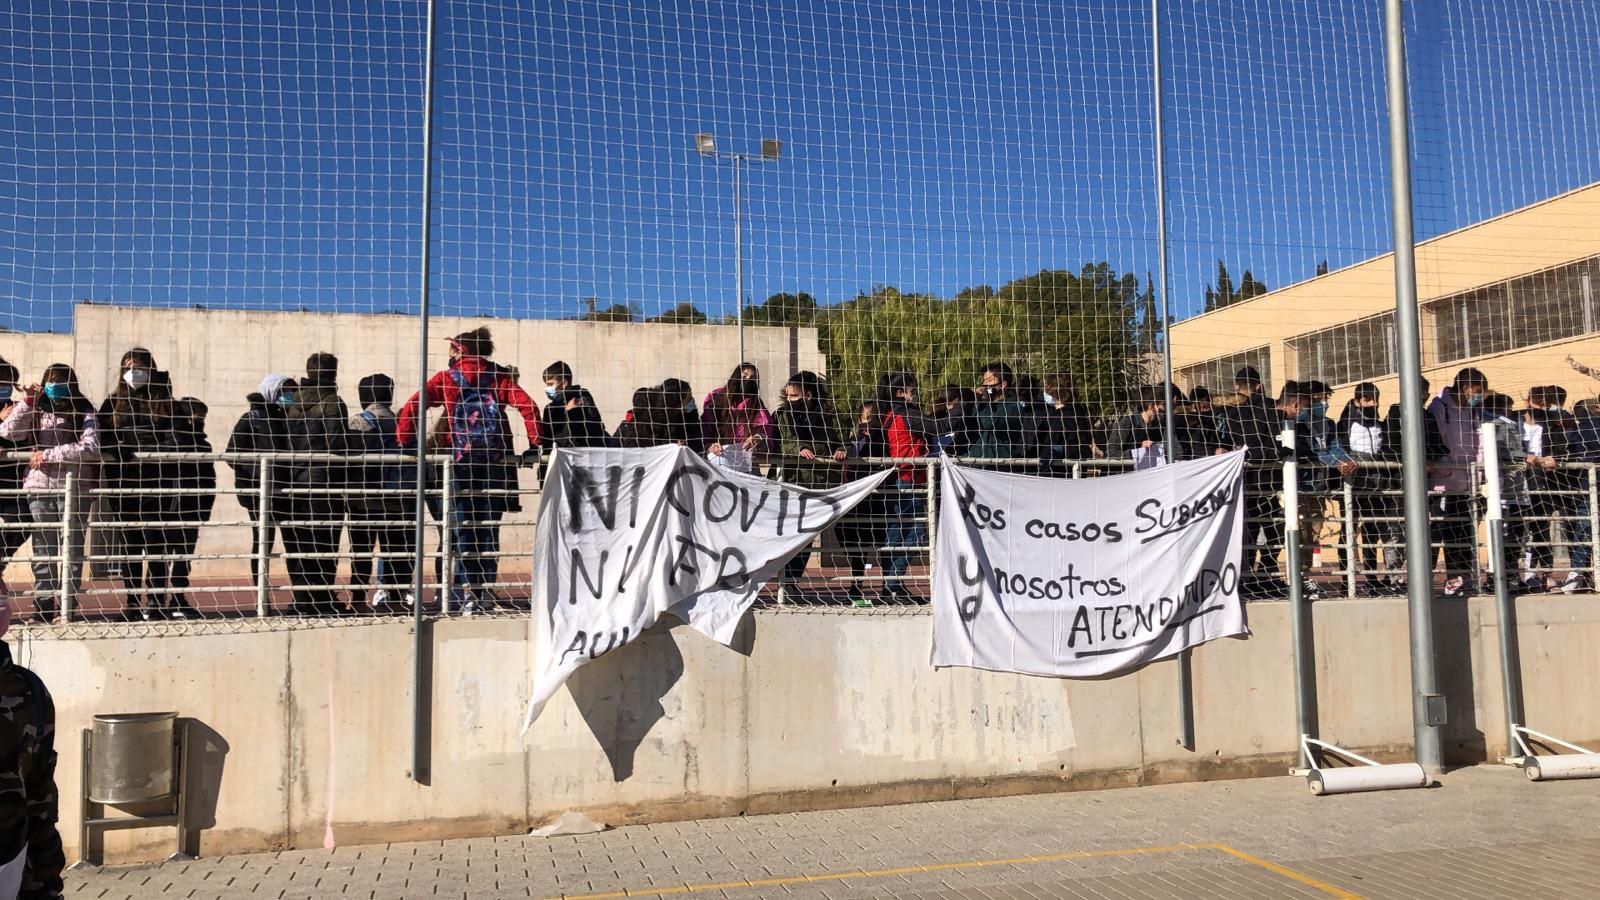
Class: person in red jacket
878,372,935,602
396,328,541,614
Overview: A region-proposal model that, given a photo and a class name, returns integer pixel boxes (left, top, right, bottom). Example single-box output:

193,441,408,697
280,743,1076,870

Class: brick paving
67,765,1600,899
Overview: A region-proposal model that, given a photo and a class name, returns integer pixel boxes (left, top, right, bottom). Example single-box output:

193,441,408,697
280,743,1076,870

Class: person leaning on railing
878,372,934,603
347,374,416,613
1428,367,1490,599
1531,385,1590,594
0,359,28,602
97,349,181,621
1223,366,1290,596
772,371,848,594
226,375,296,604
0,365,100,624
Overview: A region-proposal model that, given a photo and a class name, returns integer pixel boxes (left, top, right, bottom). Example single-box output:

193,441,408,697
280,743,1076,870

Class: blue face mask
682,401,696,414
545,387,559,400
42,383,69,402
277,393,295,408
0,386,12,403
1041,393,1056,406
1466,393,1483,408
1309,402,1328,419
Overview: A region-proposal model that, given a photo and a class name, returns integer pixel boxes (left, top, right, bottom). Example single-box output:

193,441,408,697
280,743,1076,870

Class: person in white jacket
0,365,100,622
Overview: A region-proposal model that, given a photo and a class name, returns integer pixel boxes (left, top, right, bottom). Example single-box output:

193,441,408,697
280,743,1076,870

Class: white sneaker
458,592,481,616
1562,573,1592,595
370,590,390,611
403,592,418,609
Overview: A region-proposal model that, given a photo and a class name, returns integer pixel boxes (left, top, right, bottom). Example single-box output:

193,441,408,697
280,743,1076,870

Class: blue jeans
450,489,503,595
882,485,927,591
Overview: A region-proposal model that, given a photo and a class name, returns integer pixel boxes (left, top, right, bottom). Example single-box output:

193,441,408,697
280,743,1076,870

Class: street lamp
695,132,782,362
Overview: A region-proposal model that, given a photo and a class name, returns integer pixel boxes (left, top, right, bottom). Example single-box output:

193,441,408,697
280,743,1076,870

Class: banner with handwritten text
932,450,1247,678
523,445,892,729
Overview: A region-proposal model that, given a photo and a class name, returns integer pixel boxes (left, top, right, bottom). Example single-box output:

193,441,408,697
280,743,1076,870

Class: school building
1170,182,1600,407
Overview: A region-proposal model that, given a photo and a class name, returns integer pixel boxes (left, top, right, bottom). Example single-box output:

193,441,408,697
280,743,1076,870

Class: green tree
581,301,638,323
647,302,708,325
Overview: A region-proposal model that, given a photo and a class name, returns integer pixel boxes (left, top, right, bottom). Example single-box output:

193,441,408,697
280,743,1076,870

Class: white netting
2,1,1599,633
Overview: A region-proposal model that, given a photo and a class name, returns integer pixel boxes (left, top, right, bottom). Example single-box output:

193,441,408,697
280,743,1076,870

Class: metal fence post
1468,462,1483,591
440,457,455,614
256,458,272,617
59,472,76,623
925,459,937,579
1343,479,1357,599
1283,428,1316,768
1481,423,1523,753
1589,465,1599,587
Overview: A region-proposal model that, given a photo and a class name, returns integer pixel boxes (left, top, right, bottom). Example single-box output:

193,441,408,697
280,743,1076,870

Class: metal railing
1,450,1596,634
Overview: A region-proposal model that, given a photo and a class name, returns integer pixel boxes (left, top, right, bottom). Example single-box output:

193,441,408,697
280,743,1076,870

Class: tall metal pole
1152,0,1193,751
1385,0,1445,774
411,0,441,786
733,154,745,364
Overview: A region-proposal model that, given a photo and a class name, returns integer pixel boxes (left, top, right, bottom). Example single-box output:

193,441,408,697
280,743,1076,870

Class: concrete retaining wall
21,593,1600,864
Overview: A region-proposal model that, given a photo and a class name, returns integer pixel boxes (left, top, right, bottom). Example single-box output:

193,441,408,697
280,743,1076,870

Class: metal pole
411,0,441,786
1283,429,1316,768
1385,0,1445,774
1481,423,1523,754
441,458,455,614
1152,0,1193,752
1588,466,1598,587
256,458,271,618
734,154,745,364
59,472,75,623
1343,479,1358,598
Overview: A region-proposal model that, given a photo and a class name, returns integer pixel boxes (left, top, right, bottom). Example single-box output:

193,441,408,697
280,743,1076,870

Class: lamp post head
761,138,782,161
695,132,718,157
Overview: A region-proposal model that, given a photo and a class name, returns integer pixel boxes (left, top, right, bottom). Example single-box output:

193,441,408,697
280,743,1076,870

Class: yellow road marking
544,840,1361,899
1205,842,1363,899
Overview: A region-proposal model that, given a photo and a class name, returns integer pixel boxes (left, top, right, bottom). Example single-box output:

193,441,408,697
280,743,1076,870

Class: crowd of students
0,331,1597,622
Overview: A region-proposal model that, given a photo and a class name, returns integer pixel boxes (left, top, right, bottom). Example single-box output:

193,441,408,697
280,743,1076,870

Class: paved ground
67,765,1600,899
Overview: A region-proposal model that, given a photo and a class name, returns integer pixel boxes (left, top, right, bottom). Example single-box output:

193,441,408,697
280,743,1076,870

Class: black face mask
1356,405,1380,422
735,379,759,399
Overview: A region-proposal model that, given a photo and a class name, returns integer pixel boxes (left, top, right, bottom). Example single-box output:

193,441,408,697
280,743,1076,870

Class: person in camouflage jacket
0,597,64,899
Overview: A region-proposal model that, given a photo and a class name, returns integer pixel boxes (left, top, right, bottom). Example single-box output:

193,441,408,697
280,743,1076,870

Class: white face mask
123,367,152,390
1041,393,1056,406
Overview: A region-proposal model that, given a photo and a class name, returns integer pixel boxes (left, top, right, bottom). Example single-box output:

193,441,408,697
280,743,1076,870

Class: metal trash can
87,712,177,804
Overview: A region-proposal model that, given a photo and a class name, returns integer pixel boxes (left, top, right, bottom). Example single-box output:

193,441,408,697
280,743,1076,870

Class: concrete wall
22,593,1600,864
1,306,823,577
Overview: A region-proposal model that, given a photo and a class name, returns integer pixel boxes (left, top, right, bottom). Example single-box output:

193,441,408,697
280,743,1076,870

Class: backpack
447,367,509,462
359,410,405,492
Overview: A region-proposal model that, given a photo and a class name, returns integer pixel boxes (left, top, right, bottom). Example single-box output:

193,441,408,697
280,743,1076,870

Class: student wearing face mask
1428,367,1490,598
773,372,848,592
0,365,100,622
539,361,575,448
98,349,179,621
0,360,28,601
226,374,297,608
1036,373,1094,476
702,363,775,473
1339,383,1401,594
658,378,706,454
968,362,1030,461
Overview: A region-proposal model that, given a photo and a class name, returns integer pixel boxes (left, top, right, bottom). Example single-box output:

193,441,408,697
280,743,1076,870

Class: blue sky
2,0,1597,334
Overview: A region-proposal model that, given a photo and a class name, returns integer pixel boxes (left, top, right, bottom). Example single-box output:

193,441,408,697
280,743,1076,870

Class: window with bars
1177,347,1273,396
1290,313,1396,387
1429,255,1597,364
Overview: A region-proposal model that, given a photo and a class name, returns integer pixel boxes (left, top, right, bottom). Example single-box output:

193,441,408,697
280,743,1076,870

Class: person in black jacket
0,359,28,598
0,610,64,900
284,353,351,616
929,385,976,457
1223,366,1289,594
98,349,178,621
549,386,613,449
346,374,415,613
165,398,215,618
226,375,296,607
658,378,706,453
1177,386,1228,460
1036,373,1094,476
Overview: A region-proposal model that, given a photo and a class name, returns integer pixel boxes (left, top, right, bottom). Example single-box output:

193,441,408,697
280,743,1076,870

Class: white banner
932,450,1247,678
523,446,892,729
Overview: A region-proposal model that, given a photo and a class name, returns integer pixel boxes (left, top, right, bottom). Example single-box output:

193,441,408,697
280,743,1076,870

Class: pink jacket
0,398,101,492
